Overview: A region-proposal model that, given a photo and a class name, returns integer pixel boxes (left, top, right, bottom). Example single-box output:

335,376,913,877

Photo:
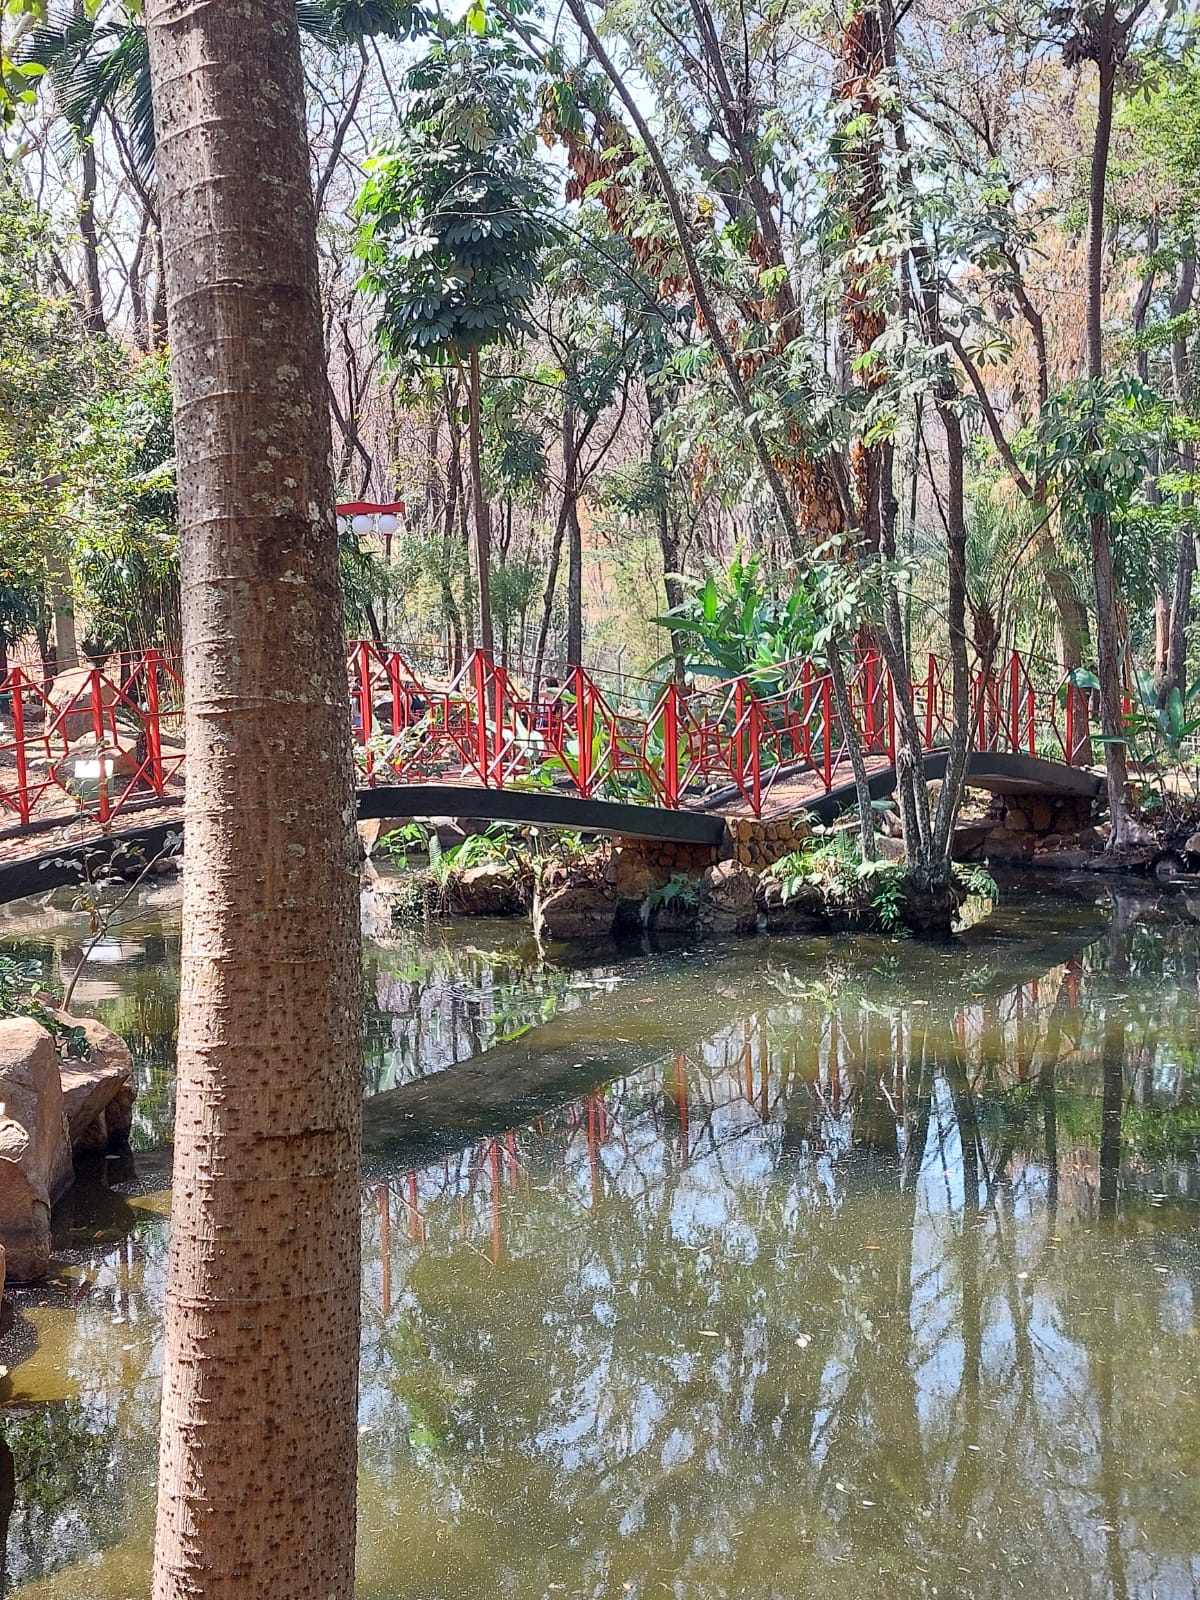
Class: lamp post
336,501,405,643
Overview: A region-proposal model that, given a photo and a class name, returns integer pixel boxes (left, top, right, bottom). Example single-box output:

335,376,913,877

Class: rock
1031,848,1091,870
428,817,468,852
952,823,990,861
53,1014,133,1154
448,863,525,917
875,835,906,863
534,878,616,944
1003,807,1030,833
47,665,119,743
1185,830,1200,859
698,861,758,935
60,732,141,783
611,845,668,906
0,1018,73,1282
757,875,824,933
985,830,1034,862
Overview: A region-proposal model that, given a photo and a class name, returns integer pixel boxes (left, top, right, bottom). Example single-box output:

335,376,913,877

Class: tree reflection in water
1,888,1198,1598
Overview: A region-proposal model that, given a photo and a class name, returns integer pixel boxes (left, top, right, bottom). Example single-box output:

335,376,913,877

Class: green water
0,879,1197,1598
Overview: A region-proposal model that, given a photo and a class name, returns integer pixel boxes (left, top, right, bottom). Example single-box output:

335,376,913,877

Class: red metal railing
0,652,184,833
0,642,1091,837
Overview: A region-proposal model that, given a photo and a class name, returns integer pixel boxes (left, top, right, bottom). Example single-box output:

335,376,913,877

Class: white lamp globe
351,513,372,537
377,512,399,537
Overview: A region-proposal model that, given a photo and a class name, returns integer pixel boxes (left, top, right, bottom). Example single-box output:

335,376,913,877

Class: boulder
646,891,701,937
47,665,119,744
952,822,990,861
1028,797,1053,833
698,861,759,936
0,1019,73,1282
54,1014,134,1154
611,845,663,901
535,878,616,944
756,875,824,933
448,862,525,917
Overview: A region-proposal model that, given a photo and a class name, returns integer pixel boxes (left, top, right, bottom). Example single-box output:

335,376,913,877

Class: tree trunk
558,374,584,668
467,346,494,656
79,140,106,336
50,552,78,671
532,498,569,702
566,505,583,669
151,228,168,350
1163,239,1197,698
144,4,363,1598
1086,35,1133,847
129,207,151,351
646,375,687,683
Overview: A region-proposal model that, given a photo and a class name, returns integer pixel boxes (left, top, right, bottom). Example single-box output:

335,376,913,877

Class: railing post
145,651,165,796
388,653,403,735
864,649,877,751
734,679,746,794
573,666,591,797
357,641,374,782
801,661,812,765
90,667,110,823
11,669,30,826
886,668,896,764
925,653,935,747
473,651,490,784
1065,682,1075,765
749,696,762,816
1009,652,1020,752
663,686,680,808
822,675,833,791
1026,683,1035,756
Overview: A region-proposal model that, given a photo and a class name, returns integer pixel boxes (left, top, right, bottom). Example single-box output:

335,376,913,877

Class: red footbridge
0,640,1103,897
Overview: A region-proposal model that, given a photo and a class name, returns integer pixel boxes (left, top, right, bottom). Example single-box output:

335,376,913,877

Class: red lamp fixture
336,500,406,536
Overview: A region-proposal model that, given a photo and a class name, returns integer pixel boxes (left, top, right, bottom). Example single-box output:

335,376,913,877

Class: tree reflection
3,892,1200,1598
354,918,1199,1600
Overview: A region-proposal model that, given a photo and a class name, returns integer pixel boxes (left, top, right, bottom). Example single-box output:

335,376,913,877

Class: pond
0,877,1197,1599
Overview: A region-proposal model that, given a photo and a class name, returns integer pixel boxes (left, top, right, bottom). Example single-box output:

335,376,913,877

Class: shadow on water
0,877,1197,1596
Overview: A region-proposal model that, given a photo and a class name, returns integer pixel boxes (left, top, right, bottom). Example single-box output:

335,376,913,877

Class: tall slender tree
356,34,553,654
144,2,362,1597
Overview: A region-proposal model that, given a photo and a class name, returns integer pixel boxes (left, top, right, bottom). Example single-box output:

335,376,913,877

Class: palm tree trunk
145,3,362,1597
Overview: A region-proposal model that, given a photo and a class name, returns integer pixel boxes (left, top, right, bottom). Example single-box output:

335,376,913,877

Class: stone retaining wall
956,792,1100,864
723,815,812,869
